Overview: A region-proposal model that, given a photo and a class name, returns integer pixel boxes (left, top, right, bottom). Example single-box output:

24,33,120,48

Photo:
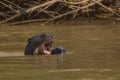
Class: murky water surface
0,21,120,80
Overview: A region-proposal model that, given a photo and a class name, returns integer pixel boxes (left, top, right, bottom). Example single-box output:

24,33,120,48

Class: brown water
0,20,120,80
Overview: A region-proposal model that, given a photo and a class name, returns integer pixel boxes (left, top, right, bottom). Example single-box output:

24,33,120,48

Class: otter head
35,33,55,55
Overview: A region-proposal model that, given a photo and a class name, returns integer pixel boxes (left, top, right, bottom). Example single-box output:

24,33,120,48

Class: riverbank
1,18,119,26
0,0,120,25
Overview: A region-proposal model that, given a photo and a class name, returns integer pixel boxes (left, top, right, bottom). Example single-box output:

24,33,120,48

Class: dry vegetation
0,0,120,25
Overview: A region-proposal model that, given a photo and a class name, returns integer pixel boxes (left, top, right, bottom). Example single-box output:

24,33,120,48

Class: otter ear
28,38,31,42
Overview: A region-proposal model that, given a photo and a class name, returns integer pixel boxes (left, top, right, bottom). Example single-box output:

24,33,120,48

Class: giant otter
51,46,66,55
24,33,66,55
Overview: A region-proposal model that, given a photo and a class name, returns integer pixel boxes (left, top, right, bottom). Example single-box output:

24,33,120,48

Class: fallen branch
0,12,9,18
92,0,120,17
11,19,47,25
0,0,61,24
4,0,21,9
0,1,18,13
26,0,61,12
63,0,89,5
43,0,103,24
0,0,119,25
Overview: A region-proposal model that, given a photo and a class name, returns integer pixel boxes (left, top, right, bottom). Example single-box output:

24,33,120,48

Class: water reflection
23,54,66,69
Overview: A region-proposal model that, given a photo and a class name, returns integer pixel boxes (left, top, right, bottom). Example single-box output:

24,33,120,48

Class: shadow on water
0,20,120,80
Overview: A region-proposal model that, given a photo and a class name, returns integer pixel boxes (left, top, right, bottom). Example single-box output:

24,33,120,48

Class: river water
0,20,120,80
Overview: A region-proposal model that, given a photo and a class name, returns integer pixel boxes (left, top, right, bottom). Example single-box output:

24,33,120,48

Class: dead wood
0,0,120,25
